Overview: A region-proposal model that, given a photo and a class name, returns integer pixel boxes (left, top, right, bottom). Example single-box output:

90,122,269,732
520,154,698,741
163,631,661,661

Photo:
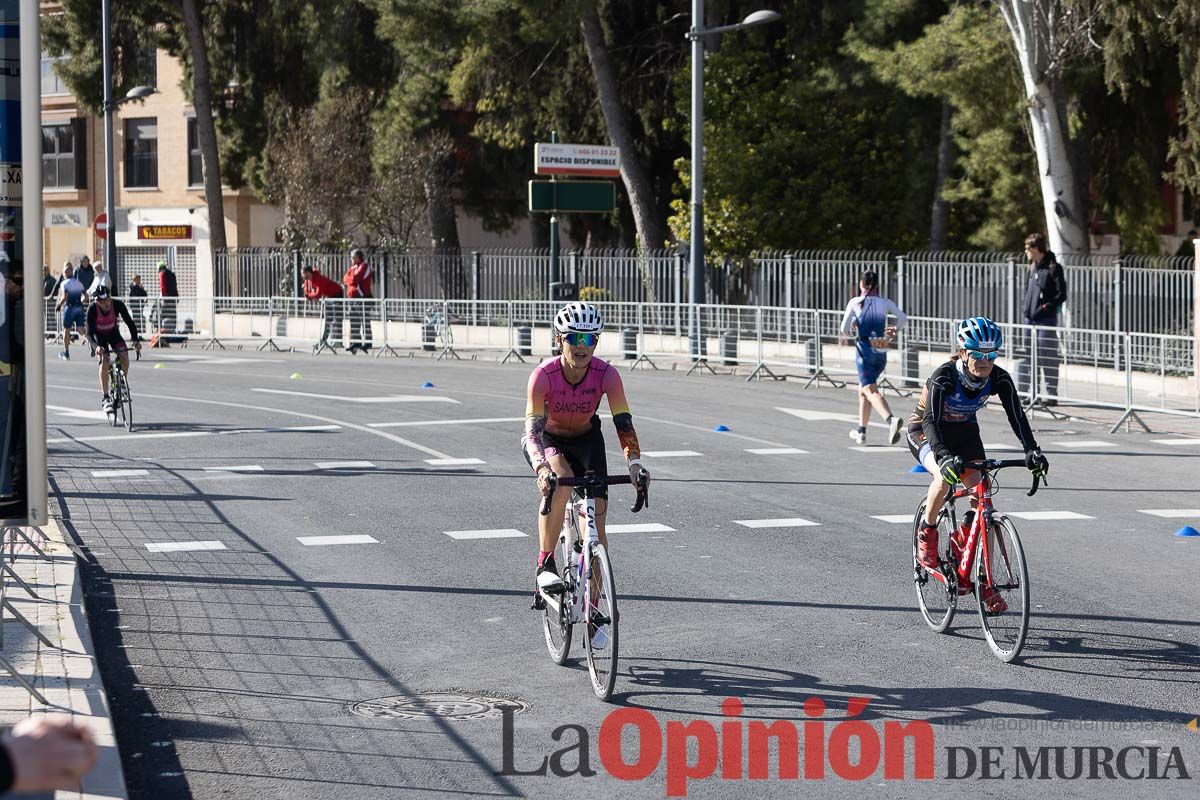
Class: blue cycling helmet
956,316,1002,351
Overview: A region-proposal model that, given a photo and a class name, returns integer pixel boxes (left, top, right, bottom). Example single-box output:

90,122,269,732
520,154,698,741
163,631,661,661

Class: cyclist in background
840,270,907,445
86,287,140,413
522,301,650,608
906,316,1048,613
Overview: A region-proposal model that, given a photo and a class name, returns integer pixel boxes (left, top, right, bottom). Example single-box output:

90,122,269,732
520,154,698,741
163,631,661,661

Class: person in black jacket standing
1020,233,1067,405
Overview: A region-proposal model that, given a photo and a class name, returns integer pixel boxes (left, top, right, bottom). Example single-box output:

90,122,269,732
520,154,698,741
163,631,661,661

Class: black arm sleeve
116,300,140,341
993,368,1039,452
85,304,99,348
0,740,13,793
921,366,955,461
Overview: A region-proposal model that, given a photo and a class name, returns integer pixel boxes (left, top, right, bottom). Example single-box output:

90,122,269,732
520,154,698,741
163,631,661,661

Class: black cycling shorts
906,421,986,467
522,416,609,500
93,332,129,354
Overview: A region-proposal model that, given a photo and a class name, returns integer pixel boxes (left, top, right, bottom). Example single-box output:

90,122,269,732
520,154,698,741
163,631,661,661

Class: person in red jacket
302,264,345,351
157,260,179,344
342,248,374,353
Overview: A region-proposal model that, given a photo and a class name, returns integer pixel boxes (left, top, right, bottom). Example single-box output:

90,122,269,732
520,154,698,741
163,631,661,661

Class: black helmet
93,285,111,300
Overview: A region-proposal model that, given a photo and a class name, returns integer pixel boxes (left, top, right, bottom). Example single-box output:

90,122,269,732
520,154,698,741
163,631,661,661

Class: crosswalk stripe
849,446,908,453
1005,511,1094,520
145,541,226,553
1150,438,1200,446
1137,509,1200,518
369,417,522,428
91,469,149,478
424,458,486,466
606,523,676,533
745,447,809,455
203,465,264,473
444,529,528,540
297,535,380,546
1054,440,1117,449
643,450,703,458
314,461,376,470
872,515,913,524
983,443,1020,451
734,518,821,529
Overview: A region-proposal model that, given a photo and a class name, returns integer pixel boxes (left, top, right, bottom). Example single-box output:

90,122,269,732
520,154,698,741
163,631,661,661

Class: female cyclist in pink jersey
522,301,650,605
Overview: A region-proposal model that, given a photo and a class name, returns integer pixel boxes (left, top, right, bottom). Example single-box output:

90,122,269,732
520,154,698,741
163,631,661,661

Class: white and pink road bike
539,471,648,701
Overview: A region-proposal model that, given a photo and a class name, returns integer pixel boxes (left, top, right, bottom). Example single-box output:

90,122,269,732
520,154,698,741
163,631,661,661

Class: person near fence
55,263,86,360
343,248,374,353
86,261,111,297
74,256,94,298
128,274,148,322
42,264,55,298
1175,229,1197,259
840,270,907,445
1019,233,1067,405
0,714,98,793
87,286,141,413
302,264,344,351
158,260,179,343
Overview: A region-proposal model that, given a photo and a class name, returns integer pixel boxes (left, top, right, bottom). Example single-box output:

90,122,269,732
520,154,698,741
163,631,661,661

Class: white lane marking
639,414,792,448
152,354,286,365
1005,511,1095,520
745,447,809,455
642,450,703,458
1150,438,1200,446
369,417,524,428
314,461,376,470
734,518,821,529
849,446,909,453
424,457,487,466
49,382,464,461
606,523,676,533
1053,440,1117,449
983,443,1020,451
1137,509,1200,518
48,424,342,445
444,529,528,540
872,515,914,524
776,407,888,430
297,535,380,546
46,404,112,420
203,465,264,473
145,541,227,553
252,388,460,404
91,469,149,478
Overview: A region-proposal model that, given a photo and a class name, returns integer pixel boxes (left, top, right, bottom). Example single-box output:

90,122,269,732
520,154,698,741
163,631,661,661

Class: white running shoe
590,624,609,650
535,569,565,595
848,428,866,446
101,396,114,413
887,415,903,445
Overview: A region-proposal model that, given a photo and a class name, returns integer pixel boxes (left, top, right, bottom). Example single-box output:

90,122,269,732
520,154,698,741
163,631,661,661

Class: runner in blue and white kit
55,263,87,361
840,270,907,445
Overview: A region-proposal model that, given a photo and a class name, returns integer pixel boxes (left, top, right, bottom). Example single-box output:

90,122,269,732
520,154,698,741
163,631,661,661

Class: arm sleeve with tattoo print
602,365,641,461
522,368,551,471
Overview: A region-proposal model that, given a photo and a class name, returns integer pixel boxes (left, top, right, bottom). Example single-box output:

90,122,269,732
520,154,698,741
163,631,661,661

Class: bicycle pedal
530,595,546,611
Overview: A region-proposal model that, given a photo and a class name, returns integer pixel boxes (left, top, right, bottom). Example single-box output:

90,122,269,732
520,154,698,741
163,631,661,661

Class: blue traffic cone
714,424,731,432
909,464,928,474
422,382,435,388
1174,526,1199,538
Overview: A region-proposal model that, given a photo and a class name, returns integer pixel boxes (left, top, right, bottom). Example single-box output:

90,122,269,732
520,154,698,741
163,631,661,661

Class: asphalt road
44,347,1200,799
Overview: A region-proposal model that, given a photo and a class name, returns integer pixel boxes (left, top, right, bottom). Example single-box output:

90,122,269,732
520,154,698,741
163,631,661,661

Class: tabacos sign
137,224,193,241
501,697,936,796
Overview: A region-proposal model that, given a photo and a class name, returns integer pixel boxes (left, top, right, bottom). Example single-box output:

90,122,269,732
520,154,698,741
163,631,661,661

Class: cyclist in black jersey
906,317,1048,611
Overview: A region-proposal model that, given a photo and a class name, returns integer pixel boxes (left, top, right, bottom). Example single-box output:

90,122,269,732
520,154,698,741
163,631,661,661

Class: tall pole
549,130,559,298
102,0,118,288
689,0,705,358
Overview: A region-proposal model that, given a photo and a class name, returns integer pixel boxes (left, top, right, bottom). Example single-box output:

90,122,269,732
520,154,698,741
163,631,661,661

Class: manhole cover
348,692,529,721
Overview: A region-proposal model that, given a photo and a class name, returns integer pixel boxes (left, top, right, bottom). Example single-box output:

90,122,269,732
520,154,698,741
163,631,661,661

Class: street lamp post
686,4,780,360
101,0,155,290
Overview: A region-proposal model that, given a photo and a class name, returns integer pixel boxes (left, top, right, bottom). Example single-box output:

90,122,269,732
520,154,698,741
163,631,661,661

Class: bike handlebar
959,458,1044,497
538,472,650,515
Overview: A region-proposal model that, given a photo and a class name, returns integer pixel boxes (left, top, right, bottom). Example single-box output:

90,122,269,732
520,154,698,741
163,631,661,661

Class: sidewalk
0,520,126,800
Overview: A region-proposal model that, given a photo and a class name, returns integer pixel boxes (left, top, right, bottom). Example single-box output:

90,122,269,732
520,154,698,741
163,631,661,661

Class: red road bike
913,459,1043,662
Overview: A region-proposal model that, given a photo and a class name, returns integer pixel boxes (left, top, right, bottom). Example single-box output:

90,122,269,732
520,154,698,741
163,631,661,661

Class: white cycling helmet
554,301,604,334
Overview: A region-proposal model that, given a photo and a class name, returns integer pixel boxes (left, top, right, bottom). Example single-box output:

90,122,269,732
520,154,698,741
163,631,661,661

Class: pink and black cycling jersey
522,356,640,469
86,299,140,350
